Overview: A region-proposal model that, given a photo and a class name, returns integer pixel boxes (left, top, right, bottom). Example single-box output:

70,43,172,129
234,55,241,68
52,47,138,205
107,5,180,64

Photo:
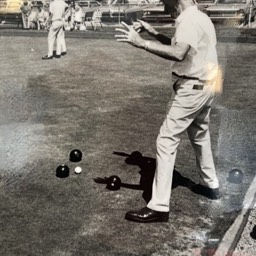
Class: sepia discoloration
0,23,255,256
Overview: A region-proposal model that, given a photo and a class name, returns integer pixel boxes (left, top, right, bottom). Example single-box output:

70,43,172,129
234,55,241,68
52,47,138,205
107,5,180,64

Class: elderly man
73,3,84,30
42,0,68,60
115,0,222,223
20,0,31,29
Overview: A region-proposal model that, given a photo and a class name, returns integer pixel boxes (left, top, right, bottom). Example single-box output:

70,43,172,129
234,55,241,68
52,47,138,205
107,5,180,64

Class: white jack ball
74,166,82,174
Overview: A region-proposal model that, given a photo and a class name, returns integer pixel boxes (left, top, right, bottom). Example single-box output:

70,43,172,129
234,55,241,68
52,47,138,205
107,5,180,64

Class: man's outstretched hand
115,21,146,48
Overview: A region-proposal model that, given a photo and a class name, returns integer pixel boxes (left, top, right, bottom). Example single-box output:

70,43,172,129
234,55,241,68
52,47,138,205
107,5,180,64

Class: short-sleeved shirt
171,6,218,81
74,6,83,22
37,10,48,22
28,8,38,21
20,3,31,14
49,0,68,21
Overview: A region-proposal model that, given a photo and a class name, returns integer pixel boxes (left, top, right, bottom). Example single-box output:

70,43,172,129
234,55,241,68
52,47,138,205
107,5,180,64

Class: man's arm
115,22,190,62
134,19,172,45
154,34,172,45
142,40,190,62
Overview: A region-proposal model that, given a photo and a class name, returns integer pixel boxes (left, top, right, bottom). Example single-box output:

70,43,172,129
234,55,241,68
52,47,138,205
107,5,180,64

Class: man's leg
47,21,62,57
147,95,197,212
56,27,63,56
21,14,28,29
27,16,31,29
62,30,67,53
187,99,220,191
125,79,221,222
56,24,66,55
125,81,210,223
47,26,57,57
42,23,59,59
125,109,184,222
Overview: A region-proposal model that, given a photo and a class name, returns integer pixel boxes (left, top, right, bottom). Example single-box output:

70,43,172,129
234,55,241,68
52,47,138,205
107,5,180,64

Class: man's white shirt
172,6,218,81
49,0,68,21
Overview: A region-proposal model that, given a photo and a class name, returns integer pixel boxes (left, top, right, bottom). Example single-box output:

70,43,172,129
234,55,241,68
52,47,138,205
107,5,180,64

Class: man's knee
156,133,180,155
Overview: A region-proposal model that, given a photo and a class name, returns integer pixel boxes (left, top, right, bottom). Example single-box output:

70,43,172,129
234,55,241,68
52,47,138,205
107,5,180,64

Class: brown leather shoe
125,207,169,223
191,184,221,200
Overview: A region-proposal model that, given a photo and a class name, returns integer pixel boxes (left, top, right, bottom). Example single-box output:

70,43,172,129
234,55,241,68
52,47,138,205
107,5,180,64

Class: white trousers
21,13,29,29
147,78,220,212
47,20,66,56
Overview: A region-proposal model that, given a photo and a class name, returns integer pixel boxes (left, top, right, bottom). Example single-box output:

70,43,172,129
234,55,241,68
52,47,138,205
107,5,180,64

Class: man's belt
172,72,200,81
192,84,204,90
172,72,205,90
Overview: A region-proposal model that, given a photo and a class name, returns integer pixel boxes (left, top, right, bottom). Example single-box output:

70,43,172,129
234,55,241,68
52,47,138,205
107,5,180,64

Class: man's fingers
115,34,128,38
137,19,146,26
121,21,131,30
132,22,142,31
115,28,128,34
116,39,130,43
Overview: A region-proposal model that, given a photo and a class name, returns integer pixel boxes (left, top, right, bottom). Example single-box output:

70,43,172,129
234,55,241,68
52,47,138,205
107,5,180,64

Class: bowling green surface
0,35,255,256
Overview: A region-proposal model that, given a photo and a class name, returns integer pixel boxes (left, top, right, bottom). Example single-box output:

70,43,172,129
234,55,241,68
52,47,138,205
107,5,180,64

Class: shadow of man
95,151,196,204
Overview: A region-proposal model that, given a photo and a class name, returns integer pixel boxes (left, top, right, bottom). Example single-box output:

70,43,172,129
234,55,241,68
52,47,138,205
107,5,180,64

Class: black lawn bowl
227,169,244,184
250,225,256,240
106,175,122,191
69,149,82,162
56,164,70,178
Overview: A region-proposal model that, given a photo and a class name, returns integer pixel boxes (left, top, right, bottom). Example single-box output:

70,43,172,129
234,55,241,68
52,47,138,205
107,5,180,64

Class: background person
42,0,68,60
28,3,39,29
37,6,49,30
73,3,84,30
115,0,222,223
64,2,73,30
20,0,31,29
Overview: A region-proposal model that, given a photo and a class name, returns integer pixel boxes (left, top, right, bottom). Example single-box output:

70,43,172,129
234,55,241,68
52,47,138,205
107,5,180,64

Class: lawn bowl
69,149,82,162
250,225,256,240
56,164,70,178
227,169,244,184
106,175,122,191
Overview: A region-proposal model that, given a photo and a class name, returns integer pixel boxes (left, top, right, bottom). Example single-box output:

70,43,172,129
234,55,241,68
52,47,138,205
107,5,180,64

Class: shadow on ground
94,151,196,203
0,36,255,256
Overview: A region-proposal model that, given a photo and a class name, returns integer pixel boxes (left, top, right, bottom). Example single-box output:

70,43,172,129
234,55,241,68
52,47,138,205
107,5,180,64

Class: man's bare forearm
115,21,188,61
141,40,189,62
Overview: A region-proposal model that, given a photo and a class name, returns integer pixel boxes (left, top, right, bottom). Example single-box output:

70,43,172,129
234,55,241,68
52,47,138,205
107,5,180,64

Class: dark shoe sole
42,56,53,60
125,214,169,223
191,185,221,200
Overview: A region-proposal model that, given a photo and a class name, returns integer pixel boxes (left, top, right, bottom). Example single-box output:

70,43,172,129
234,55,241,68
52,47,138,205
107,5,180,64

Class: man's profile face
162,0,180,18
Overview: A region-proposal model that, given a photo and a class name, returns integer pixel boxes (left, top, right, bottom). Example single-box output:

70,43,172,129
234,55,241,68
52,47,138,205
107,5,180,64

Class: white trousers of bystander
47,20,66,57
